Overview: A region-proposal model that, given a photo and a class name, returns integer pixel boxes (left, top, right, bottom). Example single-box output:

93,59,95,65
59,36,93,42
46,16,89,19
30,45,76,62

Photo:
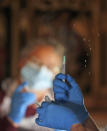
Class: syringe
62,55,66,74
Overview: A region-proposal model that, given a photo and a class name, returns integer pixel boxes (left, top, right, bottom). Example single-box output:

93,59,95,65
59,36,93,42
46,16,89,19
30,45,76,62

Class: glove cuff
8,113,22,123
8,106,26,123
79,106,89,124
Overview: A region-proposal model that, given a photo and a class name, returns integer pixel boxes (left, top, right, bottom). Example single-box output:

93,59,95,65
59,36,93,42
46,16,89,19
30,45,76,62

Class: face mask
20,63,53,90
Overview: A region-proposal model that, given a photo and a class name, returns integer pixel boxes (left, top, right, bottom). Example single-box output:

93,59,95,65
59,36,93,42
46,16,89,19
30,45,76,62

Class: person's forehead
30,44,61,67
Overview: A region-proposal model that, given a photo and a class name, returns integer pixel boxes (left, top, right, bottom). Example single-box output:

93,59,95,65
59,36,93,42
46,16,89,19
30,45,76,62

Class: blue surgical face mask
20,63,53,90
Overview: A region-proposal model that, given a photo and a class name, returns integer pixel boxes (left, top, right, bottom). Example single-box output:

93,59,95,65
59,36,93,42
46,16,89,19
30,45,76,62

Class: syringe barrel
62,56,66,74
62,63,65,74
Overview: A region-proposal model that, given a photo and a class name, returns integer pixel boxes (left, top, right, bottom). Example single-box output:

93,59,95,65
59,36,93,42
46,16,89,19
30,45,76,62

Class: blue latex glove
53,73,84,105
54,128,66,131
36,101,88,131
53,73,89,121
8,82,36,123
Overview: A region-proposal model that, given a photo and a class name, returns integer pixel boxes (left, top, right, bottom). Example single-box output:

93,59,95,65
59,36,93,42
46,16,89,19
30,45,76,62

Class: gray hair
20,38,66,61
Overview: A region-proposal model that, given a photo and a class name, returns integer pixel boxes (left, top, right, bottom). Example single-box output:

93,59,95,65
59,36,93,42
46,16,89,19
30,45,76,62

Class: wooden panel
29,0,93,11
10,0,20,77
0,0,10,7
90,0,100,95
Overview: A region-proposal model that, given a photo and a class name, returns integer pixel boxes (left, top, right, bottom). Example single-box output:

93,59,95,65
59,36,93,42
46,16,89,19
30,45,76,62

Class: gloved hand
53,73,89,122
8,82,36,123
53,73,85,105
36,101,88,131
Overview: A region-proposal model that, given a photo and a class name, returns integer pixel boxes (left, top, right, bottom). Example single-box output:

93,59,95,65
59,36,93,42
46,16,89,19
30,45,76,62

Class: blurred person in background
0,38,65,131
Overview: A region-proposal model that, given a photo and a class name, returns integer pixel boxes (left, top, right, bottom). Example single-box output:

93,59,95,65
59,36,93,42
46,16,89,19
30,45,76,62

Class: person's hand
36,102,88,131
53,73,84,105
8,82,36,124
53,73,89,125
